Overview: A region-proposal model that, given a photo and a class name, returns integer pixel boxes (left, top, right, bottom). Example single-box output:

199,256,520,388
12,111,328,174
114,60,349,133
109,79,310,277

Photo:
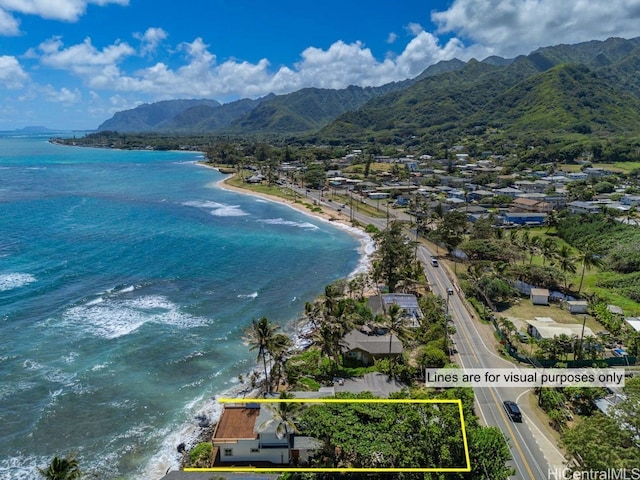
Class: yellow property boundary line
185,397,472,473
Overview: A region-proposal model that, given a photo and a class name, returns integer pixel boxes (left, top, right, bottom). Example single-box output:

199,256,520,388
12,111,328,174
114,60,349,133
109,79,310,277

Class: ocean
0,133,368,479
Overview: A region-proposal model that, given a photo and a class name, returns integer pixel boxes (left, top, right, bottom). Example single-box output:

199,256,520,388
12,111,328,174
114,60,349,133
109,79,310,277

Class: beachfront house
343,329,403,366
212,403,321,466
367,293,424,328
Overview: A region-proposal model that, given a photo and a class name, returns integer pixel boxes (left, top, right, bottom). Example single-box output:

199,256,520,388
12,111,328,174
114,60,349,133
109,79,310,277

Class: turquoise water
0,134,365,479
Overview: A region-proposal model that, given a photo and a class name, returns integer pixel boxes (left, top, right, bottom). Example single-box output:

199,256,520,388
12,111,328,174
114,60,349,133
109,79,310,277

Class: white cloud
27,0,640,109
406,22,424,36
42,85,81,103
38,37,135,75
387,32,398,44
134,27,168,55
0,7,19,35
0,55,29,88
0,0,128,22
30,32,478,101
432,0,640,58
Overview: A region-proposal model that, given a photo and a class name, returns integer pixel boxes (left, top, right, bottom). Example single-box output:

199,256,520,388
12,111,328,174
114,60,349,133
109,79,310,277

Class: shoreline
152,164,376,478
207,165,375,278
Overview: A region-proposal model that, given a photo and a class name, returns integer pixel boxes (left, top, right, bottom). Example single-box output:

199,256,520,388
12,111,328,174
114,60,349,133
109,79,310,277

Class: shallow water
0,133,364,479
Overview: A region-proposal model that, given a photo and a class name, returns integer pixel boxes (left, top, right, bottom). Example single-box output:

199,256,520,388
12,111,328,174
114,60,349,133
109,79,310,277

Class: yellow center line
487,386,537,480
452,294,480,364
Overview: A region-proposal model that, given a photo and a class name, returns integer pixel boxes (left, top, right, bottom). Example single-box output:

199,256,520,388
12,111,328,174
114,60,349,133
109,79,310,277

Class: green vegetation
561,378,640,472
38,454,82,480
188,442,214,468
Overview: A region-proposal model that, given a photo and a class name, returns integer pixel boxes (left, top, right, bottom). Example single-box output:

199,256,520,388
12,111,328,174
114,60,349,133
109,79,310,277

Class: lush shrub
189,442,213,467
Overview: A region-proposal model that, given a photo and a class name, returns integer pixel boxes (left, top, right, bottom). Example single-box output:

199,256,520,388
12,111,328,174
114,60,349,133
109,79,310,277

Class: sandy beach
209,168,376,276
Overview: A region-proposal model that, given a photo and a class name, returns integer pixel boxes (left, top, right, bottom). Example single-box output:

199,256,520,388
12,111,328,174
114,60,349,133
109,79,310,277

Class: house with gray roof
343,329,403,366
368,293,423,328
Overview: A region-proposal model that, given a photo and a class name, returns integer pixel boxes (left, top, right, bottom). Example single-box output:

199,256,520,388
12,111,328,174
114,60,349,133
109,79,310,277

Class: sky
1,0,640,130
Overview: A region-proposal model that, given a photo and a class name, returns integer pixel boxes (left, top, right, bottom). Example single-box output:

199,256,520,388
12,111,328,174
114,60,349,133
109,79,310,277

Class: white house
530,288,550,305
526,317,595,340
212,403,320,466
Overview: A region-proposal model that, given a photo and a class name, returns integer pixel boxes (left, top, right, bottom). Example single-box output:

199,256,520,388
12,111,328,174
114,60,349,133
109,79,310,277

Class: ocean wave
237,292,258,299
0,454,50,480
0,273,36,292
182,200,248,217
61,294,212,339
258,217,320,230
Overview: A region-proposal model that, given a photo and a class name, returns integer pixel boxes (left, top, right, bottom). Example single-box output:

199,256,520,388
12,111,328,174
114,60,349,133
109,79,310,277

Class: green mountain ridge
96,36,640,141
97,99,221,132
320,36,640,143
471,64,640,135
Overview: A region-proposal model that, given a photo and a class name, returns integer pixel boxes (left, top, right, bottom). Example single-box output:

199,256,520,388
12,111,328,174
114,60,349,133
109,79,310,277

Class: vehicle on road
430,257,439,267
503,400,522,422
447,287,454,295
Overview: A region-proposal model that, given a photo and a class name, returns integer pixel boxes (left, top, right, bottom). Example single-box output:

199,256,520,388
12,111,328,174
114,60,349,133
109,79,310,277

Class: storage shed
566,300,588,314
530,288,549,306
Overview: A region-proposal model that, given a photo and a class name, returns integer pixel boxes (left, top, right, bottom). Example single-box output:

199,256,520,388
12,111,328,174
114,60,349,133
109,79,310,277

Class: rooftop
213,407,259,441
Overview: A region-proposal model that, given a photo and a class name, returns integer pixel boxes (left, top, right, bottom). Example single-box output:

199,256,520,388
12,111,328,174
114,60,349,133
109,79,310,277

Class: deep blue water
0,133,364,479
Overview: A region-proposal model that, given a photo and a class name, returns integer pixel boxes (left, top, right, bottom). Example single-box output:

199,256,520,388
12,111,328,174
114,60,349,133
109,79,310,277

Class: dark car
503,400,522,422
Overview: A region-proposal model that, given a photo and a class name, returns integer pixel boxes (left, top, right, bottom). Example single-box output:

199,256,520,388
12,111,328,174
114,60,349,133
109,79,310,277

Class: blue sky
1,0,640,130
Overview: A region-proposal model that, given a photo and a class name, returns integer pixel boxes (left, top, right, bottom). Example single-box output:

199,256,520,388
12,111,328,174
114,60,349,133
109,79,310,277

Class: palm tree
498,317,516,344
577,243,602,294
553,245,577,292
269,333,293,390
244,317,279,393
258,392,301,465
38,454,82,480
311,322,342,369
540,237,558,266
383,303,408,376
545,210,560,233
527,235,542,264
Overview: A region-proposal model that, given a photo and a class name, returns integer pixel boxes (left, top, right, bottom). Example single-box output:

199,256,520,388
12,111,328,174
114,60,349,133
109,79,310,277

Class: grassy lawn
501,300,604,334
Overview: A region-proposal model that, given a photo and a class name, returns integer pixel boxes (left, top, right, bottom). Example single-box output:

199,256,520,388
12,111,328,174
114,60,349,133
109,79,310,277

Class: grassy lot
501,300,604,335
508,228,640,315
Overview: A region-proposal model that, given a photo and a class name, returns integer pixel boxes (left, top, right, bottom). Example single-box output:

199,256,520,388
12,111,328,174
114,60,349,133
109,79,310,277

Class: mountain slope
226,83,409,133
165,97,268,132
320,36,640,141
97,99,221,132
471,64,640,135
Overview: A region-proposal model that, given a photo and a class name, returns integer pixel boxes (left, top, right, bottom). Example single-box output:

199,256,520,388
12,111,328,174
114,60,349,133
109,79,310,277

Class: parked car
503,400,522,422
517,332,529,343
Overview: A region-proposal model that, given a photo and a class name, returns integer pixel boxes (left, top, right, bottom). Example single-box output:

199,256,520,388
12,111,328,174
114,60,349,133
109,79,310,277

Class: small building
607,305,624,316
526,317,595,340
567,201,602,215
566,300,589,314
343,329,403,366
531,288,550,306
501,212,547,226
624,317,640,333
511,197,553,213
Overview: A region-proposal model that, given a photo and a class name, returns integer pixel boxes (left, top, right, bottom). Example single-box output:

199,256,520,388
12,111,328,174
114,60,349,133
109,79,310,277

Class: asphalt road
420,245,552,480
